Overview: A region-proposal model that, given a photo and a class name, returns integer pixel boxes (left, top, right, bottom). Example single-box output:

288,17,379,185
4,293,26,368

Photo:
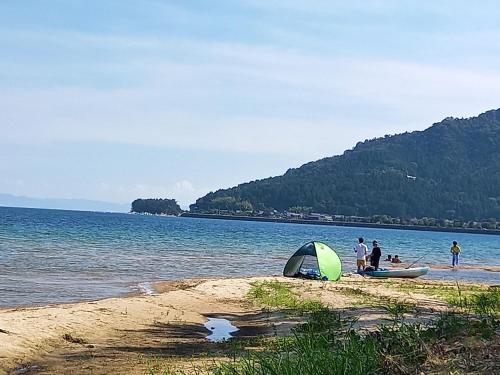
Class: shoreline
0,265,498,311
418,264,500,272
0,275,496,374
377,263,500,273
181,213,500,235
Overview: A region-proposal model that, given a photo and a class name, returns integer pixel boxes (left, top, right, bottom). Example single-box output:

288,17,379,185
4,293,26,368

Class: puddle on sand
204,318,239,342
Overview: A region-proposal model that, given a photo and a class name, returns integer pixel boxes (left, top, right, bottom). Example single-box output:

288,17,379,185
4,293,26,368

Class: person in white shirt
354,237,368,272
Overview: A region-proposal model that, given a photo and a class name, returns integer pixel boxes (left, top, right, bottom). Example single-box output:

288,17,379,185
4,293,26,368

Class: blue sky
1,1,500,208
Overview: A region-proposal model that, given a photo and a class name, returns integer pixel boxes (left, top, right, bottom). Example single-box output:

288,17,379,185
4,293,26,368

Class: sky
1,1,500,209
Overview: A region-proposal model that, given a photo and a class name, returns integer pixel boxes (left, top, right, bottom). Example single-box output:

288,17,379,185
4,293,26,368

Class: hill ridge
192,108,500,220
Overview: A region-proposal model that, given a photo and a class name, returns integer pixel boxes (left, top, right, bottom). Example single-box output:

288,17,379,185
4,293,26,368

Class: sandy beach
1,274,496,374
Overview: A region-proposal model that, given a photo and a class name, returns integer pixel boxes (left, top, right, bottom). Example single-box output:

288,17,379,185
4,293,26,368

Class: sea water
0,206,499,306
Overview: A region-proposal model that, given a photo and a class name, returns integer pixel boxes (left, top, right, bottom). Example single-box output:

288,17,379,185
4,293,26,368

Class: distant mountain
0,194,130,213
191,108,500,220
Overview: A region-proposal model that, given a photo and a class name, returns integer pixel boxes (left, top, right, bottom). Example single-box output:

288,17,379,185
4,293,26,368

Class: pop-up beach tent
283,241,342,281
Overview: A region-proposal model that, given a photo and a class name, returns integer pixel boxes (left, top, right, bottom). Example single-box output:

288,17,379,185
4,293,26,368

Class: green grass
448,287,500,316
381,300,415,323
338,287,371,297
212,312,381,375
147,281,499,375
294,308,346,334
219,282,498,374
385,281,488,302
337,287,375,306
248,281,323,313
433,311,498,340
210,307,499,375
147,300,499,375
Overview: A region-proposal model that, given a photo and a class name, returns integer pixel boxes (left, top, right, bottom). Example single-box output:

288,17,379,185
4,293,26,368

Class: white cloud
2,41,500,161
93,181,199,208
175,180,194,192
2,1,500,208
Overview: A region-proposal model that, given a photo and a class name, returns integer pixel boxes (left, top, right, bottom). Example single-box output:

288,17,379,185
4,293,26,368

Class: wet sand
0,275,495,374
373,262,500,273
417,264,500,272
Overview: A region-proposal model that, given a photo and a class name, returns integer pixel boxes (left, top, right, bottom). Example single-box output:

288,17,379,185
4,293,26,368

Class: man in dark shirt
370,240,382,270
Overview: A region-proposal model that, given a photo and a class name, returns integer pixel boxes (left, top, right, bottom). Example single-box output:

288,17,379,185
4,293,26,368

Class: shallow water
204,318,239,342
0,206,499,306
423,268,500,284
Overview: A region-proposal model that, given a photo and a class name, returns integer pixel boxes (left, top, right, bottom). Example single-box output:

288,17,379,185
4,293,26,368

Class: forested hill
131,198,182,215
191,108,500,220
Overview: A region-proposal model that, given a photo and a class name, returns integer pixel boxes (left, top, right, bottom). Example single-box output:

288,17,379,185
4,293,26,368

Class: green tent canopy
283,241,342,281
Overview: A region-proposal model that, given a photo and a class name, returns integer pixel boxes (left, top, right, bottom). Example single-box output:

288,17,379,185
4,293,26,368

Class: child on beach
451,241,461,267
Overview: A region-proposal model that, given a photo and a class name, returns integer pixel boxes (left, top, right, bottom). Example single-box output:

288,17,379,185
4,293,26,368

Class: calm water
0,206,499,306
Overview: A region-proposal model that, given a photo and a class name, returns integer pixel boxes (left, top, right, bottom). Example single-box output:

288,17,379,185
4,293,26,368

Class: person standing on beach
354,237,368,272
370,240,382,270
451,241,461,267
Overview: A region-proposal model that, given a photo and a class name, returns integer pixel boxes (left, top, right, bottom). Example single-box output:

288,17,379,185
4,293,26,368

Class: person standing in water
370,240,382,270
391,255,402,263
354,237,368,272
450,241,461,267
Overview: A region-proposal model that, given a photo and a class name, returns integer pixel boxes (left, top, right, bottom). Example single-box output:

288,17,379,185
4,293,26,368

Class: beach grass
385,281,500,316
248,280,323,313
211,310,381,375
335,286,377,308
384,280,489,301
209,306,499,375
381,300,416,323
148,279,499,375
448,286,500,316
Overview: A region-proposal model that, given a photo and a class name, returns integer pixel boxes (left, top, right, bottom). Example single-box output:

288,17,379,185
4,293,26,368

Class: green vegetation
248,281,323,313
381,301,415,323
131,198,182,215
386,281,491,303
148,282,499,375
196,196,253,212
338,287,371,298
449,287,500,316
211,308,499,375
337,287,374,305
191,109,500,221
212,314,381,375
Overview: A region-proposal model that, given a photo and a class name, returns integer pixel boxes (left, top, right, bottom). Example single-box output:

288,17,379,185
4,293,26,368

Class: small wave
136,282,157,295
